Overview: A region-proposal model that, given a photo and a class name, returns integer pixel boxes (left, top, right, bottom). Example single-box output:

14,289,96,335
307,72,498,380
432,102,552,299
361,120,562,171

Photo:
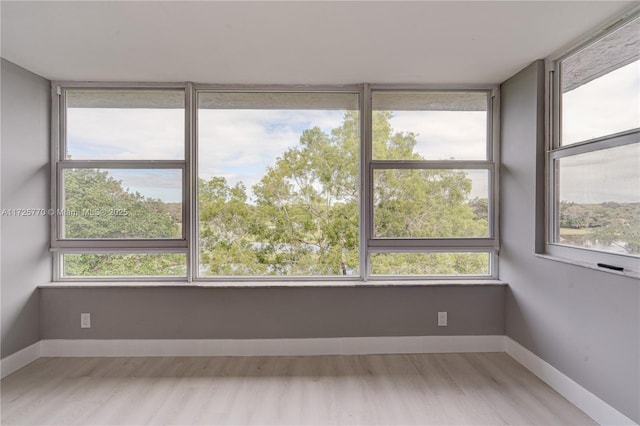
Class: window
52,84,498,281
548,14,640,273
367,89,497,277
52,86,189,280
196,91,360,277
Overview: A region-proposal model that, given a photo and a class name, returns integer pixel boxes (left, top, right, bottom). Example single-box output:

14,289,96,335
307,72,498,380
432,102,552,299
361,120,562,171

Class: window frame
51,82,192,281
51,82,500,282
192,85,364,281
364,85,500,279
545,11,640,275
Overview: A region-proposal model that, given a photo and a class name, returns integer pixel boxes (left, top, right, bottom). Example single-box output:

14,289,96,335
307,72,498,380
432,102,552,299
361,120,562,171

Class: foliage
64,253,186,277
559,201,640,254
199,111,487,276
66,112,492,277
62,168,182,276
370,253,489,275
64,169,179,239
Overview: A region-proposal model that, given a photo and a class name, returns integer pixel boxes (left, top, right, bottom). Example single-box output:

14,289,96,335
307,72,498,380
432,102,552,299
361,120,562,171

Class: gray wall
40,285,504,339
1,59,51,358
500,60,640,423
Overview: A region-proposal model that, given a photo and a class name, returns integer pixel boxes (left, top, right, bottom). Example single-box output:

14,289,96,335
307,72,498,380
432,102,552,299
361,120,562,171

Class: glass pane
556,143,640,256
370,252,490,276
561,18,640,145
198,92,360,276
66,90,185,159
373,169,489,238
372,91,487,160
62,169,183,239
62,253,186,278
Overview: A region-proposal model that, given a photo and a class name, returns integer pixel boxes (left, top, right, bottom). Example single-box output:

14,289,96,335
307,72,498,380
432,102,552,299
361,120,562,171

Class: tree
67,111,490,277
199,110,488,276
198,177,268,275
63,169,183,276
64,169,179,239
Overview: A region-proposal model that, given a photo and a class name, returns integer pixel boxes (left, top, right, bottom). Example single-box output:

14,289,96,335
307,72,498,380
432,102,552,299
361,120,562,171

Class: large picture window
196,91,360,277
52,84,499,281
548,15,640,273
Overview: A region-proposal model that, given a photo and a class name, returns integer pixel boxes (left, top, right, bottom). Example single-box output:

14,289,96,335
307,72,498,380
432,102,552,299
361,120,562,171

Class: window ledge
535,253,640,279
39,279,507,289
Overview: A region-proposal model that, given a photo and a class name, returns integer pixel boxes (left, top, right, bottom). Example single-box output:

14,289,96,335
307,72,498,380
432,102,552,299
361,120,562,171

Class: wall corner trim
505,337,637,426
0,342,42,379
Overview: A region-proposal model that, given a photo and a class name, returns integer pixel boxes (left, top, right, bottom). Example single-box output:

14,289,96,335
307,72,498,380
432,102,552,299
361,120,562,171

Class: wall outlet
438,311,447,327
80,313,91,329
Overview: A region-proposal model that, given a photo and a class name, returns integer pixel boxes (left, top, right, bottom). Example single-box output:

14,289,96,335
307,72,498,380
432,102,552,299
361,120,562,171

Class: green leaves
68,111,492,277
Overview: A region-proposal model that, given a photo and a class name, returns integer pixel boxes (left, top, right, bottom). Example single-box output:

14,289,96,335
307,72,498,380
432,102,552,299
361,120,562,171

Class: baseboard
0,341,42,379
5,336,635,425
505,337,637,426
40,335,505,357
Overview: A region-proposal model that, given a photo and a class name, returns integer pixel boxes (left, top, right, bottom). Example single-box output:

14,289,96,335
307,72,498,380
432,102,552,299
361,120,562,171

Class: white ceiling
1,1,636,85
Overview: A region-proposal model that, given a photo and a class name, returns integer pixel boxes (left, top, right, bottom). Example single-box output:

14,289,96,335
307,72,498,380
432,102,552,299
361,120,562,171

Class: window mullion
361,83,372,281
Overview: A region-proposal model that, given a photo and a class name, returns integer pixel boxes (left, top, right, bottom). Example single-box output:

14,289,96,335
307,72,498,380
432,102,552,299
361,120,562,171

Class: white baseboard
505,337,637,426
40,335,505,357
0,341,42,379
4,336,635,425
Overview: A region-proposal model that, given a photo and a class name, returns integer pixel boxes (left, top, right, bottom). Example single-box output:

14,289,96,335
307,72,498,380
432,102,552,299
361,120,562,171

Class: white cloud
67,108,184,160
562,60,639,145
388,111,486,160
197,109,347,194
108,169,182,203
559,143,640,203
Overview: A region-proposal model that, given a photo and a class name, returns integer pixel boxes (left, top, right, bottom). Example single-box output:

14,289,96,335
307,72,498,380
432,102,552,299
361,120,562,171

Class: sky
559,143,639,204
67,101,490,203
66,66,639,205
560,60,639,203
562,61,639,145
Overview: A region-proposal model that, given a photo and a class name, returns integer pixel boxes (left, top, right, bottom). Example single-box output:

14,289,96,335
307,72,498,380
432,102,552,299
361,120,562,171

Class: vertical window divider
50,83,62,279
186,82,196,282
491,88,501,276
361,83,372,281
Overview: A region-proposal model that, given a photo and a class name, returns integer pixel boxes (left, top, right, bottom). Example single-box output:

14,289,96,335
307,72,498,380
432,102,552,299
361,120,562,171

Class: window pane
62,169,183,239
62,253,186,278
197,92,359,276
373,169,489,238
370,252,490,276
561,19,640,145
66,90,185,159
372,91,487,160
556,143,640,256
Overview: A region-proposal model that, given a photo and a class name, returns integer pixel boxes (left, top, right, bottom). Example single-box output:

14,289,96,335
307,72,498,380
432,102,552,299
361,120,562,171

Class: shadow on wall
1,290,39,359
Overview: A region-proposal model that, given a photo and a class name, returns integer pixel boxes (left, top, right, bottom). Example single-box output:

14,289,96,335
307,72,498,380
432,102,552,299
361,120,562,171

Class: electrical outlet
80,313,91,329
438,311,447,327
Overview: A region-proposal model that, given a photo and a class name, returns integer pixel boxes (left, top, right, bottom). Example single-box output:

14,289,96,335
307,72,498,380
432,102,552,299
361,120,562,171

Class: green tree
198,177,268,275
199,110,488,276
67,112,490,277
63,169,183,276
64,169,179,239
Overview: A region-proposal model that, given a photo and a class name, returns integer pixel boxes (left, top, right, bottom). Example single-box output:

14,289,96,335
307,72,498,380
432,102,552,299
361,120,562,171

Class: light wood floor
1,353,595,425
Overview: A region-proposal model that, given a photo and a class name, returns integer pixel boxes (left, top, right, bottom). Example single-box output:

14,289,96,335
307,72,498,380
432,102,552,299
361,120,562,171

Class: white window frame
51,83,500,282
545,11,640,276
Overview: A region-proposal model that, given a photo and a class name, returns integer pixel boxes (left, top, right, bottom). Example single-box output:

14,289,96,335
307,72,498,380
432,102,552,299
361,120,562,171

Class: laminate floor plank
1,353,596,426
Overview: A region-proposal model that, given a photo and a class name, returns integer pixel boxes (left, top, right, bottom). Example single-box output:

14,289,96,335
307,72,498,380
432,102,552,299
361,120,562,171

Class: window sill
39,279,507,289
535,253,640,279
